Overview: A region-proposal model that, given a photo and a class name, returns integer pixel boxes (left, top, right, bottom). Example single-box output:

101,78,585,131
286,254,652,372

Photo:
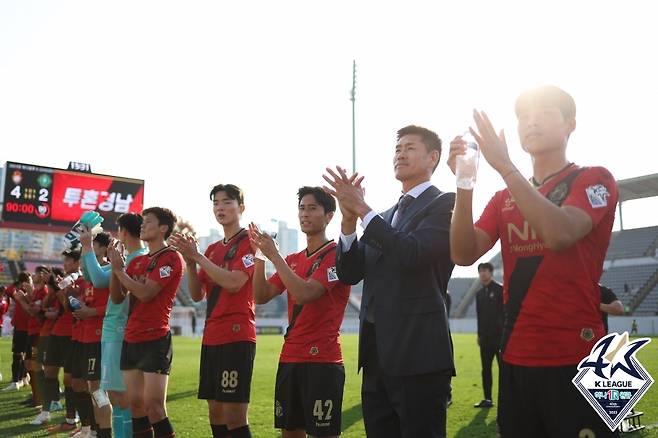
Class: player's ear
239,203,245,215
326,211,334,224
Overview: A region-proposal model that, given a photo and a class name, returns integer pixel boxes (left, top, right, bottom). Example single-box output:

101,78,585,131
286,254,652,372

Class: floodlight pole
351,60,357,174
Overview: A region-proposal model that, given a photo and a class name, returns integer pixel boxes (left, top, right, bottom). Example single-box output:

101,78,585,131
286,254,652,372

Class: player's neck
123,238,144,255
147,239,167,254
222,223,243,242
306,232,330,254
531,151,570,184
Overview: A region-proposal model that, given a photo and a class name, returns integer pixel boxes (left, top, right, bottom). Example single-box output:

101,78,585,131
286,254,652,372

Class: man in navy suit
323,125,455,438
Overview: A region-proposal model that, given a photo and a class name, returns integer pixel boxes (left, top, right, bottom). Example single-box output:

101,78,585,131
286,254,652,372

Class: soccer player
76,231,113,438
0,288,8,382
43,259,82,434
65,255,99,438
250,186,351,438
95,212,148,438
473,262,503,409
109,207,184,438
15,268,49,408
449,85,619,437
169,184,256,438
2,281,30,392
31,266,72,426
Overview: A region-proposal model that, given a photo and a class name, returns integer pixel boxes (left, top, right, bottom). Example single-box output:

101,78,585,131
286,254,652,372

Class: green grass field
1,333,657,437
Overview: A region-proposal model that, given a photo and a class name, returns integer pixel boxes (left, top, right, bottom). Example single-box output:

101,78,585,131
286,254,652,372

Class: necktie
391,194,414,228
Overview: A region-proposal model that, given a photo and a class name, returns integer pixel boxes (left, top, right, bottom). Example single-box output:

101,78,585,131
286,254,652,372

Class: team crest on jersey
586,184,610,208
159,265,172,278
572,332,654,431
548,182,569,205
327,266,338,282
310,346,319,356
242,254,255,268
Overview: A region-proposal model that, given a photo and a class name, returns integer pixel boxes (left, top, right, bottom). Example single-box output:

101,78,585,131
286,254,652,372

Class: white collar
402,181,434,199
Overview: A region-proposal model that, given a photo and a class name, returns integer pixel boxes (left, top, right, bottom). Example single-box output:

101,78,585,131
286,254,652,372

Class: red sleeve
474,191,502,242
147,251,184,287
309,248,341,293
562,167,618,227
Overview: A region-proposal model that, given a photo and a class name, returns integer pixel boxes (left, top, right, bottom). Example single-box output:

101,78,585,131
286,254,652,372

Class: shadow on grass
342,403,363,431
454,408,498,438
0,396,51,437
167,389,199,402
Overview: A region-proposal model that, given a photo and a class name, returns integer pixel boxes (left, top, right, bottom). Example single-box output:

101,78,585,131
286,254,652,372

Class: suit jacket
336,186,456,376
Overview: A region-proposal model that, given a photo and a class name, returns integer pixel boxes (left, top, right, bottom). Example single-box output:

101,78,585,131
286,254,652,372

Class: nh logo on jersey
586,184,610,208
327,266,338,282
159,265,172,278
242,254,255,268
572,332,653,431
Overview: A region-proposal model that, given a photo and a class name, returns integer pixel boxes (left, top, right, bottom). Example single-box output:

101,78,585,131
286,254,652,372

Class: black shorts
26,334,39,360
12,330,28,353
274,362,345,437
82,342,102,381
121,332,173,375
70,340,87,379
37,336,50,364
498,361,620,438
198,342,256,403
44,335,72,368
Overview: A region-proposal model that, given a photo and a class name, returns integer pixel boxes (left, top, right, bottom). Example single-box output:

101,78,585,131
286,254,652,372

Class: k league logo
572,332,654,431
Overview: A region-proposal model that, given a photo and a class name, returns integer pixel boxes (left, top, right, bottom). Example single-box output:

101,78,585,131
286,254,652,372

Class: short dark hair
209,184,244,205
35,266,49,274
297,186,336,213
515,85,576,120
17,271,31,283
62,250,81,261
117,213,143,239
142,207,177,240
397,125,442,157
51,267,65,278
478,262,494,273
93,232,111,248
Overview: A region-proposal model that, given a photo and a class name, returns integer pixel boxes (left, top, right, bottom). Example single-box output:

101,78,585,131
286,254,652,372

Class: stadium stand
636,284,658,316
605,226,658,260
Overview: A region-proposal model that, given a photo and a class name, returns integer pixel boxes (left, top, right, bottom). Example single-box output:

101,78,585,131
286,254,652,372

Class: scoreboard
2,161,144,231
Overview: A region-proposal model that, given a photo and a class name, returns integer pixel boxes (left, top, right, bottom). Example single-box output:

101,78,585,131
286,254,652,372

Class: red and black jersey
4,285,29,331
27,286,48,336
199,230,256,346
475,165,618,366
81,281,109,344
268,241,351,364
70,277,89,341
124,248,184,343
